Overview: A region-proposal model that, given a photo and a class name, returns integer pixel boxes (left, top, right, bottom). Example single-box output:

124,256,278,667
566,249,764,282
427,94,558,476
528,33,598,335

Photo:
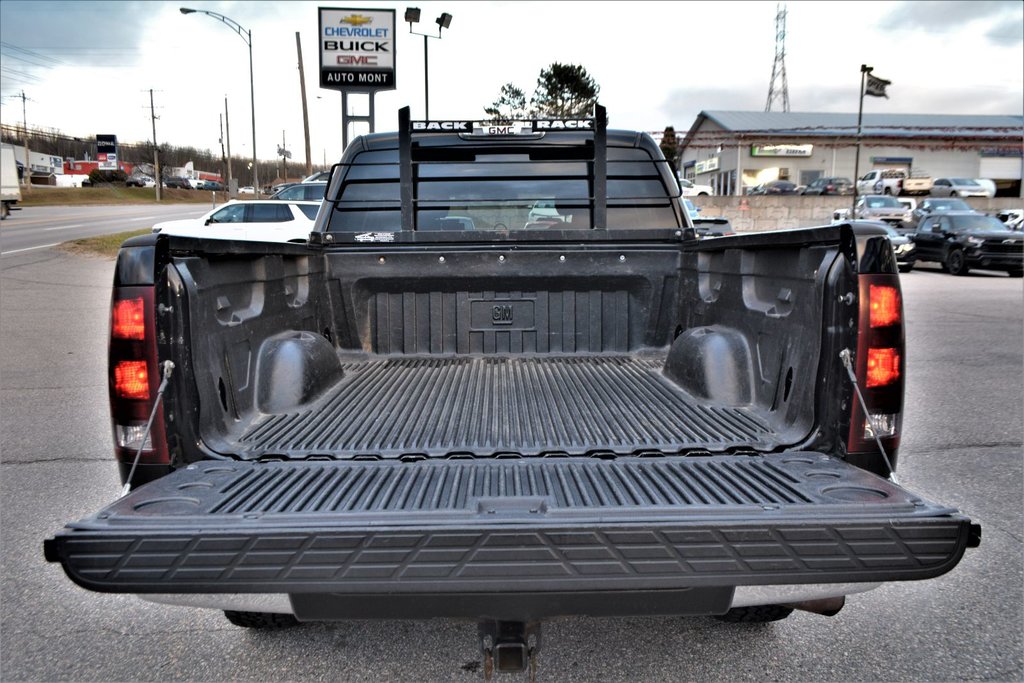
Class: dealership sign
96,134,118,170
695,157,720,174
751,144,814,157
319,7,396,92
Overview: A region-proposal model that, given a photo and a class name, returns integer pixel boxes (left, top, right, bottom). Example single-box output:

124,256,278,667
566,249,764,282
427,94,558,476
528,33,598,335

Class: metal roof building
678,111,1024,197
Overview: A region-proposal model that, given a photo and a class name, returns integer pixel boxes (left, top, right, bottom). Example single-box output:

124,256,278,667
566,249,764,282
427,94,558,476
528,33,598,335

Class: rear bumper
45,455,978,599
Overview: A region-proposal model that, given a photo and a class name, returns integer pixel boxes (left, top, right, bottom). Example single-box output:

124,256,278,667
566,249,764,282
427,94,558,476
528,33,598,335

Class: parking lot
0,232,1020,681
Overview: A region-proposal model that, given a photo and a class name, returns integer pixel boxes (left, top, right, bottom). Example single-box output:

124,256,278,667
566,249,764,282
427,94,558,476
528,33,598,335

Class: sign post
318,7,397,151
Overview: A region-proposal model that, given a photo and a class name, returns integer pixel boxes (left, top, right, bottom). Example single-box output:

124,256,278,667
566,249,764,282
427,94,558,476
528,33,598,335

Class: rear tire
946,248,969,276
898,263,914,273
223,610,300,629
715,605,794,623
1007,269,1023,278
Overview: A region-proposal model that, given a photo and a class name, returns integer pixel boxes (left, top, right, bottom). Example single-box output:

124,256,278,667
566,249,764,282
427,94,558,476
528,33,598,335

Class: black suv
164,177,192,190
912,211,1024,276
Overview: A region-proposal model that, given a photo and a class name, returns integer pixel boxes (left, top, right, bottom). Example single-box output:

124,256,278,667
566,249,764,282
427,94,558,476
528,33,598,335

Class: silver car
930,178,991,198
853,194,911,226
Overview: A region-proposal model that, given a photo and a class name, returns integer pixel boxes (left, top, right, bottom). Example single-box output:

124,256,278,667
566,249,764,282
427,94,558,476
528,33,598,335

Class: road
0,204,209,256
0,246,1021,682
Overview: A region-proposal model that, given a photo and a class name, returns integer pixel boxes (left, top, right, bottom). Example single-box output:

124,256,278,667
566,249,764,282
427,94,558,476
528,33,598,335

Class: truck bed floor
235,355,778,459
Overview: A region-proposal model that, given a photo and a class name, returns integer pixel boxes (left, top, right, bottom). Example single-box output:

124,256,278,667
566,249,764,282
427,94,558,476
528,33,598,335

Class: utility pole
149,89,161,200
280,129,286,181
19,90,30,193
296,32,312,176
224,97,233,192
219,113,227,185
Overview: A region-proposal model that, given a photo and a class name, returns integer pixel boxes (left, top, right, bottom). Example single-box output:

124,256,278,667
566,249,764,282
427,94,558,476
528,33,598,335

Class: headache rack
315,104,691,242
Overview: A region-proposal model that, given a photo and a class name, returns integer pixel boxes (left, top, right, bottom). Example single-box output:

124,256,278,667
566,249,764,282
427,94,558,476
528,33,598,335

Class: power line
0,42,62,66
0,66,42,82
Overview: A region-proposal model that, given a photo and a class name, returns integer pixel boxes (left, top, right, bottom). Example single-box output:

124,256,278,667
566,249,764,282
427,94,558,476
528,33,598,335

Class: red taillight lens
869,284,901,328
866,347,900,388
112,297,146,340
114,360,150,399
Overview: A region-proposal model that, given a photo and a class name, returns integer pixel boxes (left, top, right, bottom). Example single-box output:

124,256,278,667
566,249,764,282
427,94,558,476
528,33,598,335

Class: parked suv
270,181,327,201
908,197,979,232
912,211,1024,276
801,176,853,195
164,177,192,190
853,194,911,226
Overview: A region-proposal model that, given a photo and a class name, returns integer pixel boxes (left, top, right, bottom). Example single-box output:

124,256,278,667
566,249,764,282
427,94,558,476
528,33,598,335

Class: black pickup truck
45,107,978,676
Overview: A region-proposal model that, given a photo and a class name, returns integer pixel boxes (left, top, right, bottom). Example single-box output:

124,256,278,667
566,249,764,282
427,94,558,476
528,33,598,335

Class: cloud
661,86,766,129
877,1,1017,31
0,0,154,89
986,12,1024,46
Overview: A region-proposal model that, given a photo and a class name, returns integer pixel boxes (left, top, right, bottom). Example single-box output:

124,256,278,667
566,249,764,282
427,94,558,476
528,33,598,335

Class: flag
865,72,891,98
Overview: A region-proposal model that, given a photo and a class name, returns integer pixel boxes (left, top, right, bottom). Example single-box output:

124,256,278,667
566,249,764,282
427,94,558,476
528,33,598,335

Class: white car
677,177,714,196
974,179,997,198
930,178,991,198
152,200,320,242
238,186,256,195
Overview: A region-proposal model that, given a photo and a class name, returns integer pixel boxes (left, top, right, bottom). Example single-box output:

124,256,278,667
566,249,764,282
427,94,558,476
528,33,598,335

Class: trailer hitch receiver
478,620,541,681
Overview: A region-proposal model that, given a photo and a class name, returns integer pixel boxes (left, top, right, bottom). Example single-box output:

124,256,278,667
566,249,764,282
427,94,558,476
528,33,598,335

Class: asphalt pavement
0,245,1021,682
0,203,210,256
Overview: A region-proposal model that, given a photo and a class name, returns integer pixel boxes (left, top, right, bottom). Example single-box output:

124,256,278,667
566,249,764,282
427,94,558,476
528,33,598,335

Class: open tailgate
45,454,978,594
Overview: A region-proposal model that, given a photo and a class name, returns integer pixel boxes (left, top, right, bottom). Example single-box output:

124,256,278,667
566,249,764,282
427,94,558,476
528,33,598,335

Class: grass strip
60,229,152,258
19,186,231,207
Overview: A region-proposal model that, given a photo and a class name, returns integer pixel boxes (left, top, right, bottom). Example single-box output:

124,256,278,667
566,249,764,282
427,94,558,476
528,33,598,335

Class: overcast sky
1,0,1021,169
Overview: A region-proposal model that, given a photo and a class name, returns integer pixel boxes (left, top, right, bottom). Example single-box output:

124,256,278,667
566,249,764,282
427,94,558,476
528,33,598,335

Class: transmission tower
765,2,790,112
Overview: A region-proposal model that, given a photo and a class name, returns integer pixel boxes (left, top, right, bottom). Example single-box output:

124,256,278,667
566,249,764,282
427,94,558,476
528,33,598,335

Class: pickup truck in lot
857,169,932,196
45,107,979,677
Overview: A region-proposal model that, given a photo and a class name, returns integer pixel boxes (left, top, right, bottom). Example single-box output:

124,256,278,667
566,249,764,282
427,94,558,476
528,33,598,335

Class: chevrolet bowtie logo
340,14,372,26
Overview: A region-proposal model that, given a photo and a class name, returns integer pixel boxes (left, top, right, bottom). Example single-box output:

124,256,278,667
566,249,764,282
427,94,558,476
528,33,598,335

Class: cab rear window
325,147,679,233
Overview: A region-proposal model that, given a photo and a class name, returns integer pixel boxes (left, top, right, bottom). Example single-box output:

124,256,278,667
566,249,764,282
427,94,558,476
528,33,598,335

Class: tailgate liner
45,454,974,594
232,356,778,458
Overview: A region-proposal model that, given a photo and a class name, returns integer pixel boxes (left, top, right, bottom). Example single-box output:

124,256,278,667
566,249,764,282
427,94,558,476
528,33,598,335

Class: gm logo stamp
491,305,514,325
470,300,535,330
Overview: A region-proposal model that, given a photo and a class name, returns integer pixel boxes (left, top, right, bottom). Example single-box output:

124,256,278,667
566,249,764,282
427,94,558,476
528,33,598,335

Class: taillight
848,274,905,466
866,347,900,388
109,285,169,478
869,284,900,328
112,297,146,340
114,360,149,399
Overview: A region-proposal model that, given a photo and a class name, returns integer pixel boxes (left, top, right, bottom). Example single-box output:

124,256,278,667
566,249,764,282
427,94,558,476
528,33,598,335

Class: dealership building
677,112,1024,197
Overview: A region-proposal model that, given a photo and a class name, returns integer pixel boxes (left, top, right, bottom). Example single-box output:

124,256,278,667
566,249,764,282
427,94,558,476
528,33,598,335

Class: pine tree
529,63,600,118
484,83,528,122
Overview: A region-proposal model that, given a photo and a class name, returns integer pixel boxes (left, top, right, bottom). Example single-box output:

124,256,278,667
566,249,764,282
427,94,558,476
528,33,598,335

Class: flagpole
852,64,870,214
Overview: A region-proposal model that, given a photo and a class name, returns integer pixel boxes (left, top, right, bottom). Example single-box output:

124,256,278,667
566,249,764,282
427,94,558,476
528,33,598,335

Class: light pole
404,8,452,119
180,7,259,198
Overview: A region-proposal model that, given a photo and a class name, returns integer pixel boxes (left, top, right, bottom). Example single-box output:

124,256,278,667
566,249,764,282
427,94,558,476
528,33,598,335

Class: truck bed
234,354,777,459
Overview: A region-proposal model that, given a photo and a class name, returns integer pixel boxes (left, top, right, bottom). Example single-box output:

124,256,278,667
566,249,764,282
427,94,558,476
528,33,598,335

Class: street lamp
405,8,452,119
180,7,259,198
